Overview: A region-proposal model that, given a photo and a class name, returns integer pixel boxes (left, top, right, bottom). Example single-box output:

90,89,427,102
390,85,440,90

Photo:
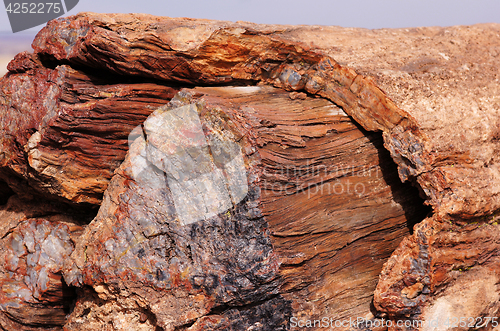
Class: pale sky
1,0,500,34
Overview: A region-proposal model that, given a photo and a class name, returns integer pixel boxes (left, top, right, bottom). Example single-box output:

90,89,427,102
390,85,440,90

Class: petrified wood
0,195,94,330
62,86,426,330
0,12,498,331
0,51,177,205
31,14,500,221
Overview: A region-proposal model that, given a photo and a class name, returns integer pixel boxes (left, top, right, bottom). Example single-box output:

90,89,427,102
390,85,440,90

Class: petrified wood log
31,14,500,221
62,86,426,330
0,12,498,331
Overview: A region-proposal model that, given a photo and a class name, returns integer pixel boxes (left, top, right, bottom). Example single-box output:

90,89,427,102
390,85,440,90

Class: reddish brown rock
0,12,498,331
62,87,291,331
374,215,500,330
31,14,425,191
0,196,93,330
61,86,427,330
0,51,177,205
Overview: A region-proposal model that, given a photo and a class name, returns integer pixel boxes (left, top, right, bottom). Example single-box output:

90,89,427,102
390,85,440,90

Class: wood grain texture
0,13,498,331
31,13,500,222
0,51,177,204
60,86,427,330
189,86,428,322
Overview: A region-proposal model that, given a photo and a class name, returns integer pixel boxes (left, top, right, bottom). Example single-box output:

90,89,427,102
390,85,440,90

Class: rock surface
0,51,177,205
0,196,93,330
63,88,286,331
374,215,500,329
0,12,498,331
61,86,426,330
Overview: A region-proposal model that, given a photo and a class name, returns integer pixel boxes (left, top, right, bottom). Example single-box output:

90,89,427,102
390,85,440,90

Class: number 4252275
5,2,62,14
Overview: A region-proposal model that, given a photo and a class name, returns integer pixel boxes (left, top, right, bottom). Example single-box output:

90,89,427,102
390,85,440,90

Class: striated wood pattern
0,12,498,331
190,86,429,322
32,13,500,222
60,86,427,330
0,51,177,205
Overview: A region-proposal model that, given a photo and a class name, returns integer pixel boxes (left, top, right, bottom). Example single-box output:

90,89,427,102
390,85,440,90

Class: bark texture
0,12,498,331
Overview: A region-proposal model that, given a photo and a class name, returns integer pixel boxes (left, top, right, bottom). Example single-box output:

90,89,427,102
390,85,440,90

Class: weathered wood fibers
192,86,429,321
374,215,500,327
0,51,178,205
31,13,428,186
30,15,500,329
31,14,500,221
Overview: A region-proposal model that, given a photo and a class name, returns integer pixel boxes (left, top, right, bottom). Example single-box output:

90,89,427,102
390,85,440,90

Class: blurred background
0,31,36,76
1,0,500,76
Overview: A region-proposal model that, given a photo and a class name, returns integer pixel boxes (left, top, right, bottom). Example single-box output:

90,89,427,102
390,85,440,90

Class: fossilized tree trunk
0,12,499,331
60,85,427,330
